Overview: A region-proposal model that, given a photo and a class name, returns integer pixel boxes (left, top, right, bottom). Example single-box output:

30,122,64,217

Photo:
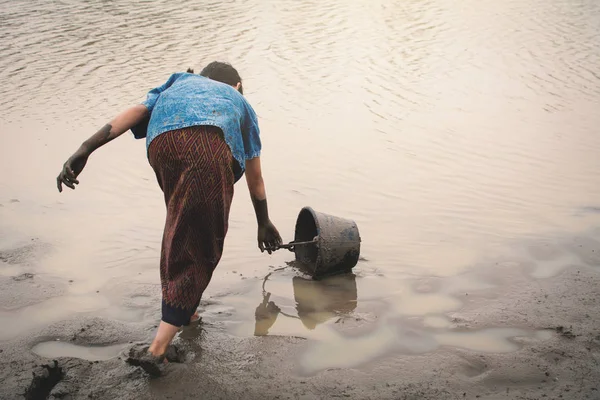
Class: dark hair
187,62,243,94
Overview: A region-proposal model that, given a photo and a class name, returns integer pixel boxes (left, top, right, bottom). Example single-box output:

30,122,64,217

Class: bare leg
148,321,180,357
190,311,200,323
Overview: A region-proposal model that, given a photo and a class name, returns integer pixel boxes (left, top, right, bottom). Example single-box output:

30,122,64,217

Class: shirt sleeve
130,73,182,139
241,100,262,159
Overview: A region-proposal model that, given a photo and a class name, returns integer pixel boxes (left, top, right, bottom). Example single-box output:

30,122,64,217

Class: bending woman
56,62,282,374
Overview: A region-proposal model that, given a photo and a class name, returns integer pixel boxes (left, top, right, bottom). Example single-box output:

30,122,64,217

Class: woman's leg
147,127,234,357
149,321,180,356
148,308,200,356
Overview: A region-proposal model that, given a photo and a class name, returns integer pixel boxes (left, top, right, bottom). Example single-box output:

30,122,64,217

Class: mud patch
12,272,34,281
554,325,577,339
0,274,64,314
25,360,64,400
0,239,50,265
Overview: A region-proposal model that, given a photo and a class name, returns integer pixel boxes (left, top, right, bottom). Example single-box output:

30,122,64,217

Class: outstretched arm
245,157,282,253
56,104,148,192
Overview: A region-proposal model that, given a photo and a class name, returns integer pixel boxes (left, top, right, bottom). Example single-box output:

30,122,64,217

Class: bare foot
126,344,166,377
125,343,185,376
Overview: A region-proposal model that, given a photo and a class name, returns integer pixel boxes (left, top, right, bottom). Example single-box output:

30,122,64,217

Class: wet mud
1,231,599,400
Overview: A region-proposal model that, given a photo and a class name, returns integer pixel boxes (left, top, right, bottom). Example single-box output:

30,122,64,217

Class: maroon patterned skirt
148,126,234,327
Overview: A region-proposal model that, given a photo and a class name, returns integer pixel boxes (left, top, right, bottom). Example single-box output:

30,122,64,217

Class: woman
56,62,282,375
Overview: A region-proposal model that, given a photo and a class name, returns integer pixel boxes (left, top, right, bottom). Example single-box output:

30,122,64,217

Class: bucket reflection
254,273,358,336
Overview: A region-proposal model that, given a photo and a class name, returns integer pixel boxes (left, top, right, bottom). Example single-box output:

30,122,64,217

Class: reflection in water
254,273,358,335
254,292,281,336
293,275,358,329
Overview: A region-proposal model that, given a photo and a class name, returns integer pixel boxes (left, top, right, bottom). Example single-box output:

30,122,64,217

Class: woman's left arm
56,104,148,192
245,156,283,253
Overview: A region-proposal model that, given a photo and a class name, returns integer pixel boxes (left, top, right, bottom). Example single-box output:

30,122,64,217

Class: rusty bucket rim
296,206,324,271
294,206,361,278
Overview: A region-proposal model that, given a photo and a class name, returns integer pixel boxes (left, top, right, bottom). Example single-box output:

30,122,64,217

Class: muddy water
1,0,600,373
32,341,127,361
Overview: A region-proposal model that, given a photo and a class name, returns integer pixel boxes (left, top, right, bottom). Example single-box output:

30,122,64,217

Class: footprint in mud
125,343,187,377
456,355,489,379
12,272,35,281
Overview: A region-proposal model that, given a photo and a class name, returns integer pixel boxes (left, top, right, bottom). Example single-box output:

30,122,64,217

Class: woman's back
135,72,262,182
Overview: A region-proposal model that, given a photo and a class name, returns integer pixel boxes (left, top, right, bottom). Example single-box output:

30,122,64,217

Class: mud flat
1,232,599,400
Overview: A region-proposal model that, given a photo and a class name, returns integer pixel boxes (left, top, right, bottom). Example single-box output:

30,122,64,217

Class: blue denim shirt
131,73,261,182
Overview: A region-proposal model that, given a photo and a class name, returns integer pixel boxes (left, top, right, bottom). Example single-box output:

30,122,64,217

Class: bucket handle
275,236,318,252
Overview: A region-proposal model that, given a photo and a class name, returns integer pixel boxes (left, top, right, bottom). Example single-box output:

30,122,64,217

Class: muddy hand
56,150,89,192
258,221,282,254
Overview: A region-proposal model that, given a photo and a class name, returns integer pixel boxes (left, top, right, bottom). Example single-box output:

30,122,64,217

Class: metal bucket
292,207,361,278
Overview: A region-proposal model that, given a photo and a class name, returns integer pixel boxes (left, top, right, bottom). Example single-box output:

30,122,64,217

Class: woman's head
187,62,243,94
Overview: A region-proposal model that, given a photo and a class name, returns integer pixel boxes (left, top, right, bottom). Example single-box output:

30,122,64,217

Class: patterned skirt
148,126,234,327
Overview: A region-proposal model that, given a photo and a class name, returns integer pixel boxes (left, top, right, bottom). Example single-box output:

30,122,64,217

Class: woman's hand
56,149,90,192
245,157,282,254
258,220,282,254
55,105,150,193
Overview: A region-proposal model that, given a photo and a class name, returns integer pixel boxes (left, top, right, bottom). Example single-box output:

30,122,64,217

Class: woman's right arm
56,104,148,192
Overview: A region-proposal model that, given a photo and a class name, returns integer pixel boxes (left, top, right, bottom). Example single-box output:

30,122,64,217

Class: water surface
1,0,599,370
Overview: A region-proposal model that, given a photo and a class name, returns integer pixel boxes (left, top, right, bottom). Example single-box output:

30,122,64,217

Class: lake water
1,0,599,372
